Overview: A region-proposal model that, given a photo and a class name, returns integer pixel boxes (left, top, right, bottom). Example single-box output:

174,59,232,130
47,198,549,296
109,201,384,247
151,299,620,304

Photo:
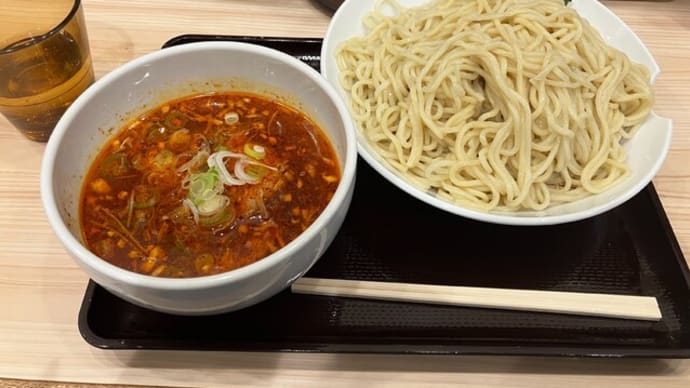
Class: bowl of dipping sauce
41,41,357,315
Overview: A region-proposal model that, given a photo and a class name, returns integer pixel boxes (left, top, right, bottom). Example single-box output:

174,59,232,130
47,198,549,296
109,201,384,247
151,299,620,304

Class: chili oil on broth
79,91,341,278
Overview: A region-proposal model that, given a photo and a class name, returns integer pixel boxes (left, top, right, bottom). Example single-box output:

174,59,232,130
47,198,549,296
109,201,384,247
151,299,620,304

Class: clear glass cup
0,0,94,142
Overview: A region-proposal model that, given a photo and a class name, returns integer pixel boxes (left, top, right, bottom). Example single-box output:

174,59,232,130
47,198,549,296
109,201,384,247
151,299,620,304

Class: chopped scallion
243,143,266,160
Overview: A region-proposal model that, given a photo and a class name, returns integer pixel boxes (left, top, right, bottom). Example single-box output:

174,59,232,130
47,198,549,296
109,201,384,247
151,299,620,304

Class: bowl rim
40,41,358,290
320,0,672,226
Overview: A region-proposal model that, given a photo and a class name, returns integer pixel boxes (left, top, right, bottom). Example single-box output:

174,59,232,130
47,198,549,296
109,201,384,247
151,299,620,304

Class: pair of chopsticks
291,277,662,321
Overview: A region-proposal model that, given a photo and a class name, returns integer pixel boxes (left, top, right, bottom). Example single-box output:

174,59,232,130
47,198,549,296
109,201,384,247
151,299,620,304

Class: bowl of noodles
321,0,672,225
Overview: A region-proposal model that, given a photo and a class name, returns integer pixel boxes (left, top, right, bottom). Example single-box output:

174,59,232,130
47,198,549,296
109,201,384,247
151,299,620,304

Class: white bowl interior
321,0,672,225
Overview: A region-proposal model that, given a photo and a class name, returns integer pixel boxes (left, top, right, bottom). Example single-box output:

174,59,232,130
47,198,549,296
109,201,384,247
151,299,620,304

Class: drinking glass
0,0,94,142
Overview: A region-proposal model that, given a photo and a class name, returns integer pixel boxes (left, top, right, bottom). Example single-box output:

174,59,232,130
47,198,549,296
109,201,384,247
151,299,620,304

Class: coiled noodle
336,0,653,211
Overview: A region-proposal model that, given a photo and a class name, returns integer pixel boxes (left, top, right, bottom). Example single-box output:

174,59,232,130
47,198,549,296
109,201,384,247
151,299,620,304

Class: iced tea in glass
0,0,94,141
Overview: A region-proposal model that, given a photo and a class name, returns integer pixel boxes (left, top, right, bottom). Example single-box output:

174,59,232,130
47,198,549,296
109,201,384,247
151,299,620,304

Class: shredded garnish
234,159,259,183
181,146,276,226
186,167,222,201
207,150,277,187
208,151,246,186
183,167,228,225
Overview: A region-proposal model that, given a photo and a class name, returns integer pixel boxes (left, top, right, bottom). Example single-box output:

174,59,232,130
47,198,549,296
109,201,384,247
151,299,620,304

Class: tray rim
76,34,690,359
162,34,324,49
78,279,690,358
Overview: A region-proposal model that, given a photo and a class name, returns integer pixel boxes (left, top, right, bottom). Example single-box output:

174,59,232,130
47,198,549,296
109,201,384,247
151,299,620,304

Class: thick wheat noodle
336,0,653,211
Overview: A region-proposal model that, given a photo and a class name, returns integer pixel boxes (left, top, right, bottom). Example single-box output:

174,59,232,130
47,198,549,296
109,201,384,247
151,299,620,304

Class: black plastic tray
77,35,690,358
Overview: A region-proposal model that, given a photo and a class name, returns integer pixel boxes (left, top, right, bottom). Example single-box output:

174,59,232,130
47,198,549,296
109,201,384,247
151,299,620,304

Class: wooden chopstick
291,277,662,321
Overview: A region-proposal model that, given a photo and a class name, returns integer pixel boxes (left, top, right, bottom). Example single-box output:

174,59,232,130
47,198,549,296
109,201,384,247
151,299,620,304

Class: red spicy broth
80,92,340,278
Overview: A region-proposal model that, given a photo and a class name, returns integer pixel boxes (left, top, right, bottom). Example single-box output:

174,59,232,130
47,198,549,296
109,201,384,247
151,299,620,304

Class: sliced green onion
208,151,246,186
164,110,188,129
224,112,239,124
180,150,278,226
98,152,129,178
243,143,266,160
178,150,210,173
234,159,260,183
153,149,175,170
199,206,234,227
187,167,223,206
184,166,233,227
182,198,199,224
196,195,229,217
208,150,277,186
245,164,269,179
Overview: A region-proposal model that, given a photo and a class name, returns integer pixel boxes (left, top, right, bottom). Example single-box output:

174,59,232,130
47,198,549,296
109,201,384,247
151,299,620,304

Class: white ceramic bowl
321,0,672,226
41,41,358,315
